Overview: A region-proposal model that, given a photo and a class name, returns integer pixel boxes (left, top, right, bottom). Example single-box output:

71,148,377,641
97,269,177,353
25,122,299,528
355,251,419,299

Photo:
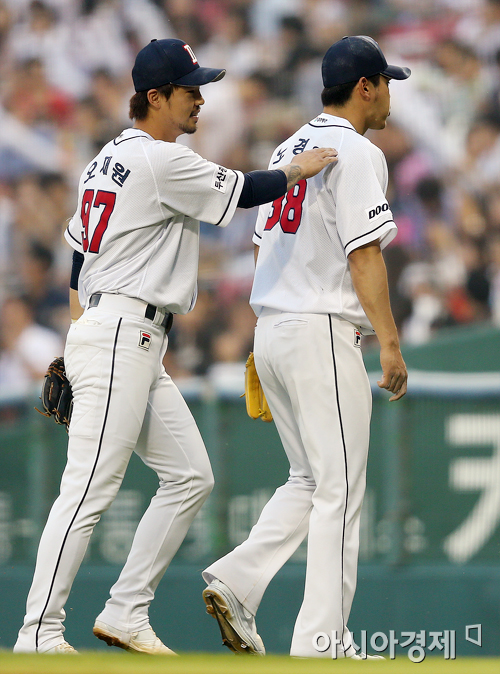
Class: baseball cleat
43,640,78,654
93,620,176,655
349,653,385,660
202,579,265,656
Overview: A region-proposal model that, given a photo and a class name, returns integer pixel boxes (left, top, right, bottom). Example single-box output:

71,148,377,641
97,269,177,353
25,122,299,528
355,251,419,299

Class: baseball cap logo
132,38,225,92
183,44,198,65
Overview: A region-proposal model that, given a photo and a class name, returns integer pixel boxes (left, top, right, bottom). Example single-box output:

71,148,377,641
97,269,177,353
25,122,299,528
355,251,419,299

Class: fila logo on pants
139,331,151,350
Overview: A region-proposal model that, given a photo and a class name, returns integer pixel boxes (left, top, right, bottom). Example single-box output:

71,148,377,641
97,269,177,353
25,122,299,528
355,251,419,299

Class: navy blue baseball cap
322,35,410,88
132,38,226,92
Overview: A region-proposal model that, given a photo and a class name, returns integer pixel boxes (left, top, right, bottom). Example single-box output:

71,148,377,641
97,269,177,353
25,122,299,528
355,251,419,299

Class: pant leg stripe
328,315,349,653
35,318,122,650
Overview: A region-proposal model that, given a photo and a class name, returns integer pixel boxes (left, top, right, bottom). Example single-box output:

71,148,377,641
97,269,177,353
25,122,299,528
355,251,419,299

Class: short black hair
129,83,175,121
321,73,381,108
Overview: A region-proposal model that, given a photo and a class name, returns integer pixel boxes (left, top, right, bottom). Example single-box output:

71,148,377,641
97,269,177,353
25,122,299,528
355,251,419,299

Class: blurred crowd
1,0,500,397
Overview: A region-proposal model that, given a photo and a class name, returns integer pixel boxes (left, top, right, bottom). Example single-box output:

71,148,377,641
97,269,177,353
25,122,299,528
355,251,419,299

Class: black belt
89,294,173,333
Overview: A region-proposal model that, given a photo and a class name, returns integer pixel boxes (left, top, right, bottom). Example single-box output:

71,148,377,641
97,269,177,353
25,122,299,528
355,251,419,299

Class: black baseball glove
35,356,73,432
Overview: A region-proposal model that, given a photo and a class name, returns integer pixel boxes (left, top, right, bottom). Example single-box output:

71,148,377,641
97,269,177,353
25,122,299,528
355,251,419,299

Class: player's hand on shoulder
377,345,407,402
286,147,338,184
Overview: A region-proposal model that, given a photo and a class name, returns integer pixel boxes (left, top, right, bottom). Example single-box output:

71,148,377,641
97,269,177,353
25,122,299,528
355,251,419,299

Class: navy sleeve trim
66,225,81,246
215,170,241,226
238,170,287,209
344,220,394,251
70,250,84,290
113,133,151,145
308,123,356,131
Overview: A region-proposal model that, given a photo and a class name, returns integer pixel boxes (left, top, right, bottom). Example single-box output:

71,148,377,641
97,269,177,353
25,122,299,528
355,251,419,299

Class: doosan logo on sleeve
366,202,390,220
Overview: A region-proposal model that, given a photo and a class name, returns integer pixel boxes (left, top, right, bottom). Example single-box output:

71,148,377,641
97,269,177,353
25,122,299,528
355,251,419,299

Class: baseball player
202,36,409,658
14,38,337,654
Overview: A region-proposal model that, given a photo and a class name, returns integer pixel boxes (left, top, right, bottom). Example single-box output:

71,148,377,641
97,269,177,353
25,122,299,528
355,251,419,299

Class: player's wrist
379,338,401,351
283,164,303,191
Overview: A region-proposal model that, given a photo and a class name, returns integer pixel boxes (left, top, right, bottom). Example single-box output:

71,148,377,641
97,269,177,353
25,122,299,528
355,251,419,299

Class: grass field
0,653,498,674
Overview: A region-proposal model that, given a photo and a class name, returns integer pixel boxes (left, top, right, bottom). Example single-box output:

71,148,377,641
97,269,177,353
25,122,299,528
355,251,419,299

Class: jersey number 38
81,189,117,253
264,179,306,234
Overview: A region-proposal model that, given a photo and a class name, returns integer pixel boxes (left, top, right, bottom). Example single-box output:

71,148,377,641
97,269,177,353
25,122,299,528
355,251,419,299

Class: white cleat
44,640,78,654
93,620,176,655
202,579,265,656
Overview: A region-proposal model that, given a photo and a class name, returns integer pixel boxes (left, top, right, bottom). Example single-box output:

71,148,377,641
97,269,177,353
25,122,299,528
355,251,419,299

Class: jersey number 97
81,189,116,253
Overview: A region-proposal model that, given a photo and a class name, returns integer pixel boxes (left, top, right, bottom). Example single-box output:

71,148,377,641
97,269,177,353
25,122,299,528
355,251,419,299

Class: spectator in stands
0,294,62,398
489,233,500,325
212,295,257,364
13,173,70,250
163,287,219,379
19,240,68,335
4,57,74,127
0,0,500,379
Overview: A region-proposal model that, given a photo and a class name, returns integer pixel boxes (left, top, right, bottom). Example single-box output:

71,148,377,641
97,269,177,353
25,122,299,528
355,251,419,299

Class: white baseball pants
15,295,213,652
204,312,372,657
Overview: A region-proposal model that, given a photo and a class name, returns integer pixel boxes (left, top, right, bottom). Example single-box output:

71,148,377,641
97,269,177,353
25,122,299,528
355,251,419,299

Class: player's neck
322,105,368,136
133,119,180,143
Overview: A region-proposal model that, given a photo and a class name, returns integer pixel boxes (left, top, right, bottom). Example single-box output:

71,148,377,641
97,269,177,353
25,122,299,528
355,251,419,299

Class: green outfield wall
1,322,499,656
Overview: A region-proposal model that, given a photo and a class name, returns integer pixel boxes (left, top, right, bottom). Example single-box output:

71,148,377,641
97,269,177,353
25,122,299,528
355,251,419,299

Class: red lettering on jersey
80,189,116,253
281,180,306,234
90,191,116,253
264,194,285,231
81,189,93,252
264,180,307,235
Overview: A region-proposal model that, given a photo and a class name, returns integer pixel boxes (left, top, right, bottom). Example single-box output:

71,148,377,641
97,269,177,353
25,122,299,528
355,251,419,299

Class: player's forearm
238,164,310,211
348,242,400,349
349,241,407,401
239,147,337,210
281,164,304,191
238,163,320,209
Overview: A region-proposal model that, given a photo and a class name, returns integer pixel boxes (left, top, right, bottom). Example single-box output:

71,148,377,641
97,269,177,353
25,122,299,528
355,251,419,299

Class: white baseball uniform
203,113,397,657
15,128,244,652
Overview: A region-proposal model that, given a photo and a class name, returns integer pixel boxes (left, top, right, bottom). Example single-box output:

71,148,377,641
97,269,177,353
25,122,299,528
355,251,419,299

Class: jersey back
250,114,397,331
65,128,243,313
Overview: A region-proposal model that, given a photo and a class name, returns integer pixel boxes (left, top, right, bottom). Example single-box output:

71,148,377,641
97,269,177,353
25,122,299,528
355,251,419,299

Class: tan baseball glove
244,352,273,422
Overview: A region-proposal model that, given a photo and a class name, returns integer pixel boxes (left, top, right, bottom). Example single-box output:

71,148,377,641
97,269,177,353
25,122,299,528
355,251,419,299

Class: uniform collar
116,128,155,142
308,114,356,132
